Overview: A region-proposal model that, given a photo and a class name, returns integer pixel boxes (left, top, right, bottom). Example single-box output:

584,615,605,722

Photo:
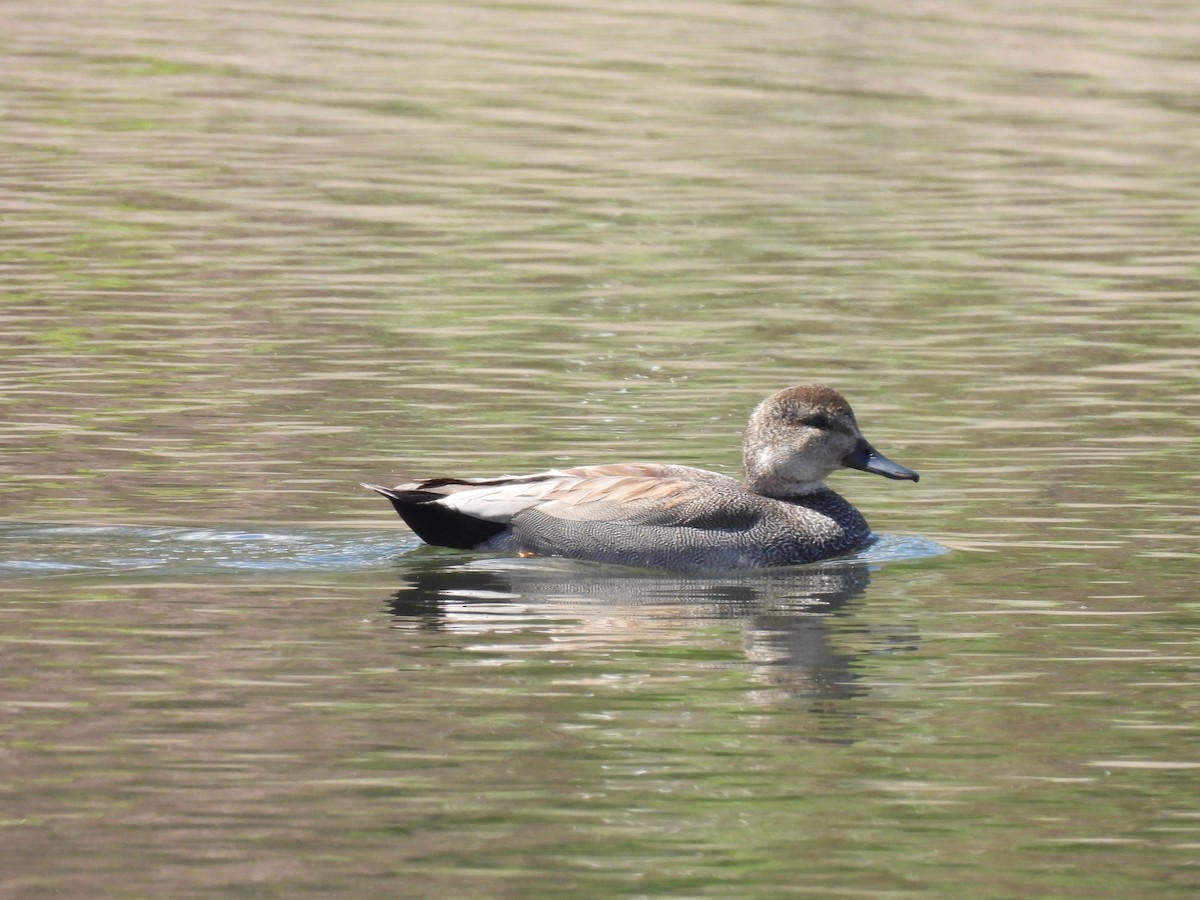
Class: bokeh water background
2,1,1199,896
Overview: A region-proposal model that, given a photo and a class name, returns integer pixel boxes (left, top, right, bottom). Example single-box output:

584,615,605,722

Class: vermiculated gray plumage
509,484,868,570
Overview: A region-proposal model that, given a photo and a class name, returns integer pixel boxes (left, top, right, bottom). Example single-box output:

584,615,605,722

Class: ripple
857,533,949,565
0,523,411,579
0,523,945,580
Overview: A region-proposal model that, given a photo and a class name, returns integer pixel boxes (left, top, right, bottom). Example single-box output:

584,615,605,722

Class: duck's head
742,385,919,497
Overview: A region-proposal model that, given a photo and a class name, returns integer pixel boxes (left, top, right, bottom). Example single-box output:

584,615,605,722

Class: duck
363,385,918,571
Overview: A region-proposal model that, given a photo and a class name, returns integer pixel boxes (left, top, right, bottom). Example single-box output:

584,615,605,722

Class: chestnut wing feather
517,472,761,530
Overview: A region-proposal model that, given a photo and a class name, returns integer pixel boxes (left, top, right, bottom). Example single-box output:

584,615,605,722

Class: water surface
2,0,1199,896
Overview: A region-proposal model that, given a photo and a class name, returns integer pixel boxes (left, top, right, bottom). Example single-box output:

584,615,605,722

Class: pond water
2,0,1199,896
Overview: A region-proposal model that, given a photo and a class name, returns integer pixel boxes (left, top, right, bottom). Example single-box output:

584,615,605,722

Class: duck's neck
744,471,829,498
742,439,836,498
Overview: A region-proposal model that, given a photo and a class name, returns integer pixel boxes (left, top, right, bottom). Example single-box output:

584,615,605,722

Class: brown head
742,385,919,497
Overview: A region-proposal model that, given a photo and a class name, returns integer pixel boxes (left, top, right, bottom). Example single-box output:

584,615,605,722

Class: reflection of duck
386,557,916,702
364,385,918,572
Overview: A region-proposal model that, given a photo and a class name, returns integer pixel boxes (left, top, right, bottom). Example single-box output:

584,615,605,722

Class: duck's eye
800,413,830,429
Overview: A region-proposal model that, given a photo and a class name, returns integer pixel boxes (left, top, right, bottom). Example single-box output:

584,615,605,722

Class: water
0,524,406,577
3,0,1200,896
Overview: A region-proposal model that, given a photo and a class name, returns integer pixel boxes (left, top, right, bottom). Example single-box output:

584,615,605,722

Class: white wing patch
433,471,575,522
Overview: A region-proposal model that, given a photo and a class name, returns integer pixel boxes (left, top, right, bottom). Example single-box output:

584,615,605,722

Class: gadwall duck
363,385,918,571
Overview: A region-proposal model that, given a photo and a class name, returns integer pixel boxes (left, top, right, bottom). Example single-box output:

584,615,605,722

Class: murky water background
2,0,1199,896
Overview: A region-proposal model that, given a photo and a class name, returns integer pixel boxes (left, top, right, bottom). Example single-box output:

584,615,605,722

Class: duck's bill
842,438,920,482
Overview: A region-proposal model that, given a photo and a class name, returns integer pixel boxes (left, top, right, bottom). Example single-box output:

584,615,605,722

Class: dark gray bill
842,437,919,482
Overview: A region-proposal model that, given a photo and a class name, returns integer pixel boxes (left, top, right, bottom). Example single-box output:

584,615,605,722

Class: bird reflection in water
385,554,918,704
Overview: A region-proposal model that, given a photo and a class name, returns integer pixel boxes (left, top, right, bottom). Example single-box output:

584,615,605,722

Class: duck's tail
361,482,508,550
